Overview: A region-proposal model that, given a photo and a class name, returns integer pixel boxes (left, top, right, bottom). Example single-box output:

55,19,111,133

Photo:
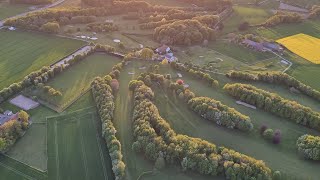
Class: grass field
47,108,113,180
0,30,86,90
0,2,29,20
223,6,272,33
25,53,120,111
276,34,320,64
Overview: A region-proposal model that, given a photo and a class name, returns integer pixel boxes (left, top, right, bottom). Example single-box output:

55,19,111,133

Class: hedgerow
223,83,320,131
130,81,272,179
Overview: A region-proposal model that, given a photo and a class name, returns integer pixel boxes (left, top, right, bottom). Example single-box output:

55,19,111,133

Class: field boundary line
45,106,95,119
2,154,47,174
0,161,35,180
91,113,109,180
78,119,90,180
54,120,61,180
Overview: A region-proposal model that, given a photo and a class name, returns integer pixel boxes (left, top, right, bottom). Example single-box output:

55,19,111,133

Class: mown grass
0,30,86,90
223,6,272,34
47,109,113,180
0,2,29,20
26,53,120,111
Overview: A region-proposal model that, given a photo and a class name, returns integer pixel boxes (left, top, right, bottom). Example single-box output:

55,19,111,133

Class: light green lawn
0,30,86,90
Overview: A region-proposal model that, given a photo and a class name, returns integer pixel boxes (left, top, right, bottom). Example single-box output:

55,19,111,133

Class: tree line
129,80,274,179
91,61,126,180
226,71,320,102
223,83,320,131
263,11,302,27
10,0,53,5
170,61,219,88
0,111,30,152
137,72,252,132
297,134,320,161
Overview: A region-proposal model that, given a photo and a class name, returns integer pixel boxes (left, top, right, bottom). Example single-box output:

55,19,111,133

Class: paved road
51,45,93,68
0,0,65,27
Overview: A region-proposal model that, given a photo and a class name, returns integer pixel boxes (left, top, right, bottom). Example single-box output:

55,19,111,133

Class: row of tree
188,97,253,131
129,81,273,179
263,11,302,27
154,19,216,45
170,61,219,88
296,134,320,161
0,111,30,152
137,72,252,132
223,83,320,131
91,75,125,180
226,71,320,102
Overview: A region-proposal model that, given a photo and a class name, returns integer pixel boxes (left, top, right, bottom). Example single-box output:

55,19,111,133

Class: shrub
263,129,274,141
296,134,320,160
40,22,60,33
260,124,268,135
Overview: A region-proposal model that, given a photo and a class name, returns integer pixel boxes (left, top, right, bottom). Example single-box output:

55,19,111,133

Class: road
0,0,65,27
50,45,93,68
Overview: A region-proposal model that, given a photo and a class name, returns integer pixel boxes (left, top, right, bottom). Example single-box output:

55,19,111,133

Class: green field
0,2,29,20
47,108,113,180
25,53,120,111
223,6,272,34
0,30,86,90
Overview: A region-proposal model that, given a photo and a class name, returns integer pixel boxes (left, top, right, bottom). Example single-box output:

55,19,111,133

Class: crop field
25,53,120,112
276,34,320,64
0,2,29,20
0,30,86,90
47,108,113,180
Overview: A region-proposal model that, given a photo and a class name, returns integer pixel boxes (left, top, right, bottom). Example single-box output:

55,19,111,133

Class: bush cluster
297,134,320,161
226,71,320,102
188,97,253,131
0,111,30,152
223,83,320,131
154,19,216,45
130,81,272,179
260,126,281,144
91,75,125,180
171,62,219,88
264,11,302,27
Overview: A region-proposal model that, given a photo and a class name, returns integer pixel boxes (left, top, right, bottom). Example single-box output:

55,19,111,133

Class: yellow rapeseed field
276,33,320,64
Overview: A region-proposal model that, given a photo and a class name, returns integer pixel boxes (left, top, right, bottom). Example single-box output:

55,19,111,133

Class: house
242,39,266,52
0,110,17,126
156,45,171,55
262,42,284,52
177,73,182,78
8,27,16,31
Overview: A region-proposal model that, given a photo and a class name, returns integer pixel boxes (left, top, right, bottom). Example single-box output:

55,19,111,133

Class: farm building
0,110,17,125
279,2,309,14
154,45,177,62
242,39,265,52
262,42,284,52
